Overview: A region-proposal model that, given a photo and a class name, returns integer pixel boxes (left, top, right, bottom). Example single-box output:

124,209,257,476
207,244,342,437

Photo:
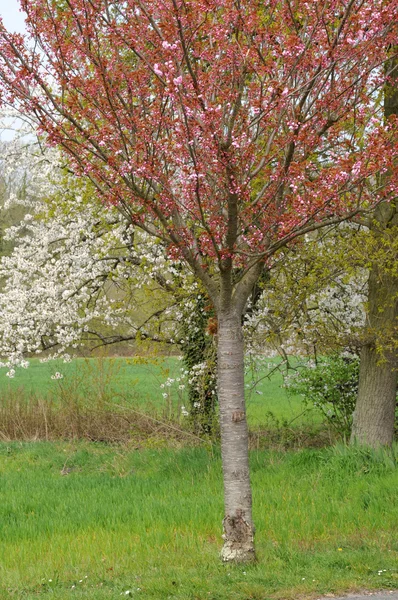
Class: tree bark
217,309,255,562
350,251,398,446
350,53,398,448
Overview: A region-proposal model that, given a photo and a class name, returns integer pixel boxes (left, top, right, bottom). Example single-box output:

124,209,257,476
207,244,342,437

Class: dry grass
0,388,335,452
0,356,334,449
0,388,198,445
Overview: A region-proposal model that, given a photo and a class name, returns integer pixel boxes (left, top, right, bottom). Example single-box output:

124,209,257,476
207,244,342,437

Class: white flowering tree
0,130,221,434
0,191,178,358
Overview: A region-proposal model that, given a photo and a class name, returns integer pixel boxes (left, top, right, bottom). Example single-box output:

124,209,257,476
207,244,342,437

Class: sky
0,0,26,34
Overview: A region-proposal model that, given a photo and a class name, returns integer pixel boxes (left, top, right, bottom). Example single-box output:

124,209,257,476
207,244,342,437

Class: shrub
285,354,360,439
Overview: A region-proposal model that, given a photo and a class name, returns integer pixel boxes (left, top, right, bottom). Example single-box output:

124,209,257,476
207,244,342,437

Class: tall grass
0,386,191,443
0,357,321,445
0,442,397,599
0,358,197,444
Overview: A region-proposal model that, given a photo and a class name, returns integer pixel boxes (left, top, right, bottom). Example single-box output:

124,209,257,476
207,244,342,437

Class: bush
285,354,359,438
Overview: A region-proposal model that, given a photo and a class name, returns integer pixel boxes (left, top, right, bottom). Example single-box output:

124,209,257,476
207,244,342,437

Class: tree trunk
350,245,398,446
350,202,398,446
217,310,255,562
350,53,398,448
351,343,397,447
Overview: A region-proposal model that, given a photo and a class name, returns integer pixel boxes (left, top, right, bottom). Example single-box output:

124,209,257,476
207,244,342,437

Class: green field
1,442,397,599
0,357,396,599
0,356,310,430
0,357,176,408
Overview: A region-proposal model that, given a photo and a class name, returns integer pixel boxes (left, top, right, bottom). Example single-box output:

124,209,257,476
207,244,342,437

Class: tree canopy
0,1,396,311
0,0,397,562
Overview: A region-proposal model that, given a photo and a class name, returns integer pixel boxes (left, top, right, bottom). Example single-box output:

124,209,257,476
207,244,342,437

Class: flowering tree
0,0,397,561
0,131,218,429
244,227,367,358
0,138,186,358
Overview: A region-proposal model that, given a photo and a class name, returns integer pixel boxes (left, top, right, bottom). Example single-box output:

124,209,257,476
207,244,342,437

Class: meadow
1,442,398,599
0,358,397,600
0,356,313,439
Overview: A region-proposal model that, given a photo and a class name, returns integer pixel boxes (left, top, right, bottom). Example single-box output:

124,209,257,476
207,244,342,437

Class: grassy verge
1,442,397,599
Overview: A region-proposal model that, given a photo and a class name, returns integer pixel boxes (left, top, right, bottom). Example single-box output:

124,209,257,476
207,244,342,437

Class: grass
0,357,177,408
0,355,393,598
0,442,398,599
0,356,310,429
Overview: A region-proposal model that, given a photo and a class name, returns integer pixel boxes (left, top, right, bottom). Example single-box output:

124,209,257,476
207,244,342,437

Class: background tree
0,131,222,433
350,54,398,447
250,222,397,442
0,0,397,561
0,152,182,357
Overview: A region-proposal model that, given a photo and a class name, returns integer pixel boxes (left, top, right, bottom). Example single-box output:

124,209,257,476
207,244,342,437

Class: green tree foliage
286,354,360,439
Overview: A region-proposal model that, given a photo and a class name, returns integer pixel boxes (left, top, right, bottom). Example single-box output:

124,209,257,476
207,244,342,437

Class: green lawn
0,442,397,599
